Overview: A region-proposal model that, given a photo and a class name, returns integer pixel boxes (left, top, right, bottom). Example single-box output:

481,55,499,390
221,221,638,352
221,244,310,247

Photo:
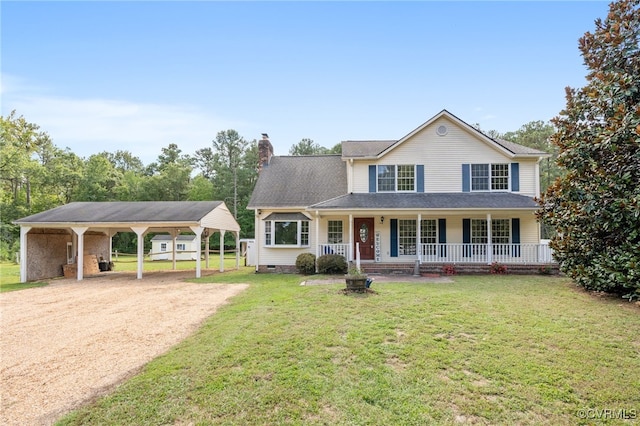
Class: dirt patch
0,270,248,426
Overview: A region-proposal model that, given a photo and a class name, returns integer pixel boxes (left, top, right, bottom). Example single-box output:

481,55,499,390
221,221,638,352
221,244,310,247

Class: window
328,220,343,243
377,165,395,191
177,243,186,251
397,165,415,191
264,217,310,247
471,163,509,191
421,219,437,256
265,221,272,245
398,219,417,255
492,219,510,245
160,243,167,252
471,219,511,254
471,164,489,191
275,221,298,245
378,165,415,192
491,164,509,190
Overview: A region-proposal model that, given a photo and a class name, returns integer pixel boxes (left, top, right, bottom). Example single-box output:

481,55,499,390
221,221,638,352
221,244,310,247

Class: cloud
1,74,243,164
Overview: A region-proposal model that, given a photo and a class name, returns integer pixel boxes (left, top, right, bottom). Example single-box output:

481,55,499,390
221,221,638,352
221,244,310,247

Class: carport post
190,226,204,278
72,227,88,281
19,226,31,283
219,230,226,272
131,227,148,279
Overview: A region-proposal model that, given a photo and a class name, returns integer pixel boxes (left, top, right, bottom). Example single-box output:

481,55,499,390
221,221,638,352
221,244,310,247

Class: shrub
442,264,457,275
295,253,316,275
317,254,348,275
490,262,507,274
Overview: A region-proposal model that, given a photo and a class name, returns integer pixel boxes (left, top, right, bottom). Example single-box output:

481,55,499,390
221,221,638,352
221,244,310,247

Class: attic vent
436,125,448,136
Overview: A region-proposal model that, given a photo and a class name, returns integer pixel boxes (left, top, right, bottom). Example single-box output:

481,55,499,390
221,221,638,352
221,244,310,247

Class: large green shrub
295,253,316,275
537,0,640,298
317,254,348,275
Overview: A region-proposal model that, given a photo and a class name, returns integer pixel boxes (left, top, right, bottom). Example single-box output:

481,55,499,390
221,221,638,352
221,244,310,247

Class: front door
354,218,375,260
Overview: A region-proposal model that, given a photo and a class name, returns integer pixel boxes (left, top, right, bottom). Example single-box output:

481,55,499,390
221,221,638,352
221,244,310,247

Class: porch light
380,216,384,224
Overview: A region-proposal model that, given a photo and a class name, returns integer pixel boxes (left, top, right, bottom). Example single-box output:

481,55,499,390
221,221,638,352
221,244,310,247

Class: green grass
0,262,48,292
56,270,640,425
111,253,241,272
0,255,240,292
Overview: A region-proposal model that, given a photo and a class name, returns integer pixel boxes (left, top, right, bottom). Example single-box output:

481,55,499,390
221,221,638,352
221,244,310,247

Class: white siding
351,117,539,195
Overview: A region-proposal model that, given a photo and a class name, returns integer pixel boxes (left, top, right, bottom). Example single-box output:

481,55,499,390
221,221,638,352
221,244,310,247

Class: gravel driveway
0,270,248,425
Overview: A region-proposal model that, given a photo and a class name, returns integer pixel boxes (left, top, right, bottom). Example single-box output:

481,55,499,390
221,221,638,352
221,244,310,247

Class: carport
14,201,241,282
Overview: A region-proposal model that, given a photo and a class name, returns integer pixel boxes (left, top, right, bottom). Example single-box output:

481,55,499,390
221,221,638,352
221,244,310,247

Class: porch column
348,214,353,261
190,225,204,278
486,213,492,265
315,211,320,272
19,226,31,283
219,230,225,273
131,227,148,279
72,227,88,281
417,213,422,263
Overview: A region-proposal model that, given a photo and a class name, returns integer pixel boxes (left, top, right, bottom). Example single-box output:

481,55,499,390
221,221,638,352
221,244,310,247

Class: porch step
359,262,559,276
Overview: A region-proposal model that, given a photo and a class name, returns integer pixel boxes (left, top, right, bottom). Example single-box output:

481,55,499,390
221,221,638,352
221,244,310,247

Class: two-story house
247,110,553,274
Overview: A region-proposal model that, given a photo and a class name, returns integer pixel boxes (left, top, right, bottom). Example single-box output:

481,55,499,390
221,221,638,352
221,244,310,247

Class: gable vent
436,125,448,136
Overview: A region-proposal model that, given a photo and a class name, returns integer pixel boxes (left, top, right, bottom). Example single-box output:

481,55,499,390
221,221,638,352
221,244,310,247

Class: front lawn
58,270,639,425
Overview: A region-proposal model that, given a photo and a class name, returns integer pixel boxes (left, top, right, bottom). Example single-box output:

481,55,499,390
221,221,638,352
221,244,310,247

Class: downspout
255,210,260,272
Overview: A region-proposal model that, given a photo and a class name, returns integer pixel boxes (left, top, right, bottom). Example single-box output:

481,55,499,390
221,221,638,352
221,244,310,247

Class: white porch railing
419,243,555,264
318,244,350,258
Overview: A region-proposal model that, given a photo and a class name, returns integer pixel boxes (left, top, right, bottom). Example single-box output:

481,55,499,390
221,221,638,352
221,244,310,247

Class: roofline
305,207,538,212
376,109,548,160
14,221,209,227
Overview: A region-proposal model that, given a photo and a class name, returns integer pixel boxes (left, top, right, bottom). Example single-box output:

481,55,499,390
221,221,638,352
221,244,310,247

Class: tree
502,121,560,193
211,130,249,219
143,144,193,201
537,0,640,298
288,138,330,155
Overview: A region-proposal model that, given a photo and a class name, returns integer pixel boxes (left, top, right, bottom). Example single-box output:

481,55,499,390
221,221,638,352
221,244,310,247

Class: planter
345,276,367,292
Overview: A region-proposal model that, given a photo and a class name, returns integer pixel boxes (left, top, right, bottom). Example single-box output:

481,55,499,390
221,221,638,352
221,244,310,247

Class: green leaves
538,0,640,296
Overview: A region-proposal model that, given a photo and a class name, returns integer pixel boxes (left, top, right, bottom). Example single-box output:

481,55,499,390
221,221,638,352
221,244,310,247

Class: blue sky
2,1,609,164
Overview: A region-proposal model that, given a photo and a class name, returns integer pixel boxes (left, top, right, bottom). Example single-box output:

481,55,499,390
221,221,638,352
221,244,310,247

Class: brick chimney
258,133,273,171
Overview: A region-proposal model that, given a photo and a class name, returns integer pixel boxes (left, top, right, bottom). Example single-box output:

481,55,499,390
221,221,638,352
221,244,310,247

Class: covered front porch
312,209,555,267
319,242,554,265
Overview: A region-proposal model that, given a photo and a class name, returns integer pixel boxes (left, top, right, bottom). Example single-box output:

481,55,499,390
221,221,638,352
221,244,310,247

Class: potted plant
345,267,368,292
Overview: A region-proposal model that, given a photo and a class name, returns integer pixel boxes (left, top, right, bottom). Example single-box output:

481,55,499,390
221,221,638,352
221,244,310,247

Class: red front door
354,218,375,260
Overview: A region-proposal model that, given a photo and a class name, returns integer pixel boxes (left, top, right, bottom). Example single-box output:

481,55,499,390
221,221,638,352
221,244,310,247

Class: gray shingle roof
247,155,347,208
492,138,549,156
341,140,396,158
309,193,539,210
15,201,223,224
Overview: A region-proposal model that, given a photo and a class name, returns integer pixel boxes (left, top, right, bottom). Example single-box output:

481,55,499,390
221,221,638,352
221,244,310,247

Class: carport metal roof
15,201,241,282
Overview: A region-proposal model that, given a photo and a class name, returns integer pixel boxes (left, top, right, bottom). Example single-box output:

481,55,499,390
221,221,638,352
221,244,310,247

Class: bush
295,253,316,275
490,262,507,274
317,254,348,275
442,264,457,275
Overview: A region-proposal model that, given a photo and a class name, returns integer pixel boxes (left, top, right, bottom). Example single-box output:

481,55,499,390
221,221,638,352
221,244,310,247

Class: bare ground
0,270,248,426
